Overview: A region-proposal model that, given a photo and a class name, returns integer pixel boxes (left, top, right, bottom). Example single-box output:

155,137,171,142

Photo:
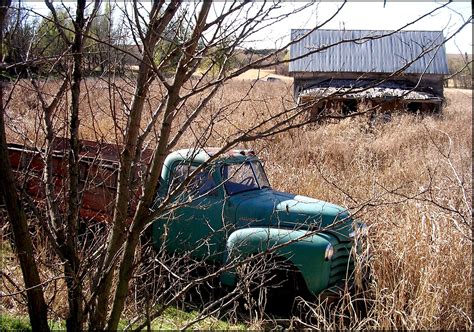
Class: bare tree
0,0,470,330
0,1,50,331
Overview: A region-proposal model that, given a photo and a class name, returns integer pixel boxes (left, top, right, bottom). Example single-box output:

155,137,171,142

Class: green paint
152,148,354,296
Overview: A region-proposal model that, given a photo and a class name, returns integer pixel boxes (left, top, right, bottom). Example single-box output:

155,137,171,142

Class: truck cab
152,148,358,298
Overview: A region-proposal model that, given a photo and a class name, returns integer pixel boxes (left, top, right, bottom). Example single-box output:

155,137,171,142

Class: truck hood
230,189,351,234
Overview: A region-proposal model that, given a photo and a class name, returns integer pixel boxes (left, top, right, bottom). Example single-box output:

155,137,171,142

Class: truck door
157,162,227,262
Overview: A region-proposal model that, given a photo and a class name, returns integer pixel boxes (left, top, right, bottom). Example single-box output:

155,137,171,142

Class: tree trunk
105,2,212,329
63,1,86,330
0,1,50,331
89,2,181,329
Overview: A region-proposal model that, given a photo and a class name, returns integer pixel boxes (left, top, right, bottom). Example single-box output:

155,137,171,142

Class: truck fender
220,227,309,286
220,227,334,295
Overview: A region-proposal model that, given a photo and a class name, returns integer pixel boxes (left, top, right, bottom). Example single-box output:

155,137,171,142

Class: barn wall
293,72,445,98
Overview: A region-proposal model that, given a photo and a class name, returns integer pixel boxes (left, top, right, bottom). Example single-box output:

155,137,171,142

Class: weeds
1,79,471,329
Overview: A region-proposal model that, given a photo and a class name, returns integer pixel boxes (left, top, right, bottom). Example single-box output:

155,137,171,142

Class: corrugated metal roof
289,29,449,75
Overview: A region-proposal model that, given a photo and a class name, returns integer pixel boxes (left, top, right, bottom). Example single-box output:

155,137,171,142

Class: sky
245,1,472,54
26,1,472,54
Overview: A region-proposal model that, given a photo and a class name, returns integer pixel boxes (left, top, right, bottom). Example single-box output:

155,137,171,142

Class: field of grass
1,77,472,329
261,88,472,329
0,307,244,331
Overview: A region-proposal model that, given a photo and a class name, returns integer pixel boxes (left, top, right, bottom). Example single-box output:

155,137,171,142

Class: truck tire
237,256,308,317
264,265,308,316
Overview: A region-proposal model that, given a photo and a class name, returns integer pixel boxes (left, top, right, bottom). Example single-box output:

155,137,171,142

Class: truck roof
167,147,258,165
160,148,260,184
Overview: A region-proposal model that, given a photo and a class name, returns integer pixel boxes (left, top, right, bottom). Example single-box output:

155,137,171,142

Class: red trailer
7,138,152,222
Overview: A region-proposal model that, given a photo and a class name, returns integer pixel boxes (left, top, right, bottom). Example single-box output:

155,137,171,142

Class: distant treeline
446,53,472,89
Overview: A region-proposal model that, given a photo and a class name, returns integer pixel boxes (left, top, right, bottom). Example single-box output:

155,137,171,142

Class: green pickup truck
6,140,361,305
152,148,362,304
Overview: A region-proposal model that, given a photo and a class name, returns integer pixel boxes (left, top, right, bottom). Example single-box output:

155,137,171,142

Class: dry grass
1,77,472,329
258,88,472,329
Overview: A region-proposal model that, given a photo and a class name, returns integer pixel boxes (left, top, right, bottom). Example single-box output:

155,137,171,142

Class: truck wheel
237,257,308,317
264,266,307,316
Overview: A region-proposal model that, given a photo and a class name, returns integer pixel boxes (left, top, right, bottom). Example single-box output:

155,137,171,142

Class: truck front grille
328,241,354,286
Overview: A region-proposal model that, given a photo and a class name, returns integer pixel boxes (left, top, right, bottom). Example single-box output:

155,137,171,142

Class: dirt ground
233,68,293,82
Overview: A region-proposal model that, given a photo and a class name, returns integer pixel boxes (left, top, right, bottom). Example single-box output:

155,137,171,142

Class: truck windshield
222,161,270,195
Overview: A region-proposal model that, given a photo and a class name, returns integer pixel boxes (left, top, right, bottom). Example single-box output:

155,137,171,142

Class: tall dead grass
256,87,472,329
2,77,472,329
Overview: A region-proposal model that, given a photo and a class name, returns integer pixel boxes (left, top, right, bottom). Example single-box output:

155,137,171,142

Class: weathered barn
289,29,449,116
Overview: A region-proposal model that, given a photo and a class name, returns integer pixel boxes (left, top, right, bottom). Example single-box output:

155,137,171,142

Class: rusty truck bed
7,138,152,222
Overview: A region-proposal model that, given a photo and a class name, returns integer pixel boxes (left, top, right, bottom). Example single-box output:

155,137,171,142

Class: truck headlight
349,222,368,238
324,243,334,261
